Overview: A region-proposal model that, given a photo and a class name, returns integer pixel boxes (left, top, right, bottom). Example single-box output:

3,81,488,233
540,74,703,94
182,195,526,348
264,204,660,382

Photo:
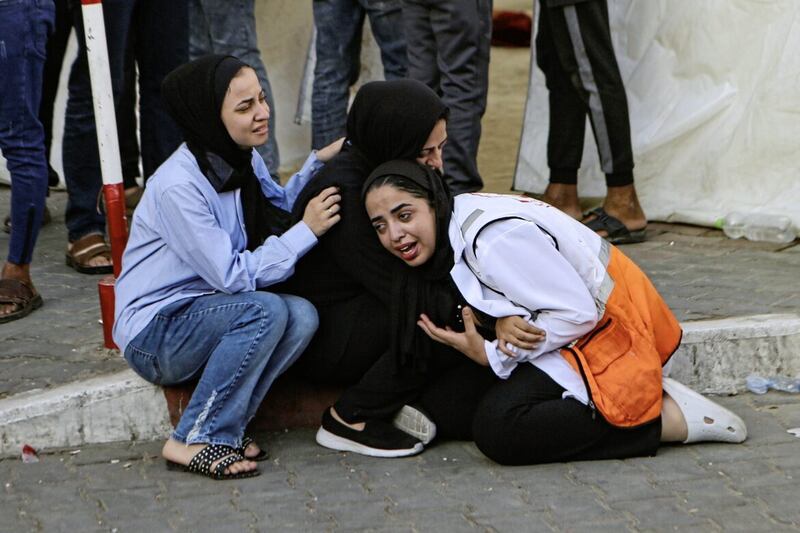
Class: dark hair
364,174,434,208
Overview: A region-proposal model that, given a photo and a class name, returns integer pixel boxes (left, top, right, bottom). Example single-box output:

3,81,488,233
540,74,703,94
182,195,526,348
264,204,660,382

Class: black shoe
315,408,424,458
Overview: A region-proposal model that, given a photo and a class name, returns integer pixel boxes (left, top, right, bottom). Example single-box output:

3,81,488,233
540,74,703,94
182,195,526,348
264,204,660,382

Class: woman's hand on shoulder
315,137,346,163
496,316,545,357
303,186,341,237
417,307,489,366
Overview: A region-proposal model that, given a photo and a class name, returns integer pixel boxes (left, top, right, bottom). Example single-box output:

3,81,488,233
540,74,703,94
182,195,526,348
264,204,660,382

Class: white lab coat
448,193,615,404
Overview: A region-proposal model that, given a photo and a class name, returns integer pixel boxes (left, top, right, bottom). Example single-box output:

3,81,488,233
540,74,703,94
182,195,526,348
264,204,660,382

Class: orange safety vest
560,246,682,428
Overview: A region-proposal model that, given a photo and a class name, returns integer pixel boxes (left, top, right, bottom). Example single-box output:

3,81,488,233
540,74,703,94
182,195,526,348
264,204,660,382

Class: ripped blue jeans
124,291,318,448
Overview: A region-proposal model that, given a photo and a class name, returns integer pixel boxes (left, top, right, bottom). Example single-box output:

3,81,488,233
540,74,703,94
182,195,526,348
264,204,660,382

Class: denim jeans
0,0,54,265
124,292,318,448
189,0,280,182
311,0,407,149
62,0,188,242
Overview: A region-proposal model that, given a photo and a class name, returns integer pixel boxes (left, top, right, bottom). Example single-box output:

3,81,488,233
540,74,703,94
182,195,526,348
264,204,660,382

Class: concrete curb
1,313,798,458
0,371,170,458
670,313,800,393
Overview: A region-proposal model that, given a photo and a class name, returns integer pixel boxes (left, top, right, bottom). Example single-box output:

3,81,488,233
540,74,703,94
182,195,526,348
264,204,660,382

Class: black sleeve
318,178,399,306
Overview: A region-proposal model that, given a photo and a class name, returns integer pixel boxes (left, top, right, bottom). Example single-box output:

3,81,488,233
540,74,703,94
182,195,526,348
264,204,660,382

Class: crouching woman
362,160,747,465
113,56,342,479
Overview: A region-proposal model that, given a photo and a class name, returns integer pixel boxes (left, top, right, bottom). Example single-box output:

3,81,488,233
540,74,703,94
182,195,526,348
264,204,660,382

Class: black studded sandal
165,444,261,480
240,435,269,462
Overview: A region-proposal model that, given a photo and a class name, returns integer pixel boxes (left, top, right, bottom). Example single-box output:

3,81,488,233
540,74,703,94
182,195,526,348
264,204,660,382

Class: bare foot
330,407,365,431
584,184,647,236
660,393,689,443
541,183,582,220
162,438,257,476
243,440,263,459
0,262,37,319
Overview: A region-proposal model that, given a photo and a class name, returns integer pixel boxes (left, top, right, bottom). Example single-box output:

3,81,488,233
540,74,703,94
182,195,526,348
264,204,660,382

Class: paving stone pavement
1,393,798,532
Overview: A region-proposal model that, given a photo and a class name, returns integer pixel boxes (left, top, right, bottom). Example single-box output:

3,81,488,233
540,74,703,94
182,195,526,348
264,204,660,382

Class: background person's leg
0,0,53,269
536,0,585,220
546,1,646,233
312,0,365,149
39,0,71,187
402,0,438,89
117,43,142,189
133,0,188,181
189,0,280,181
472,364,661,466
362,0,407,80
62,0,134,244
417,0,492,194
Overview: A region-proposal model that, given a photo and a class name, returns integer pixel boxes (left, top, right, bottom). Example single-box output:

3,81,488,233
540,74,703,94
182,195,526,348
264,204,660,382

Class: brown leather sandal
0,278,43,324
65,233,113,274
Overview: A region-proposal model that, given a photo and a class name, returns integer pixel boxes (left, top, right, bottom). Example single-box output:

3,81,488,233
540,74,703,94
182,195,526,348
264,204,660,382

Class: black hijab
362,160,466,371
162,55,290,251
346,79,449,166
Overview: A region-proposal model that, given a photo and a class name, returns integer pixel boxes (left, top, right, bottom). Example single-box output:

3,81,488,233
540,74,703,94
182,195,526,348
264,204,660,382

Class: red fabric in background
492,10,533,48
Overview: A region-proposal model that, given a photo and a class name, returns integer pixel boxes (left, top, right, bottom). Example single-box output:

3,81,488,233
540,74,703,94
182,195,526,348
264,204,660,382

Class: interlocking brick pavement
1,393,798,532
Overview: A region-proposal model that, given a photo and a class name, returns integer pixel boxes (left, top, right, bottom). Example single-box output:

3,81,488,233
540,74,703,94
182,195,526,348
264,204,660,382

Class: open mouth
396,242,419,262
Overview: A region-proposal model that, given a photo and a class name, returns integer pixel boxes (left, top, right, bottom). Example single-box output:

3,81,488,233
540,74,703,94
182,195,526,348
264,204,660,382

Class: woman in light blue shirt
113,55,342,480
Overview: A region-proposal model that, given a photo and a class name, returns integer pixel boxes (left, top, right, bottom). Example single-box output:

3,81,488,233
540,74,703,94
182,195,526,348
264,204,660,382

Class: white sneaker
392,405,437,445
662,377,747,444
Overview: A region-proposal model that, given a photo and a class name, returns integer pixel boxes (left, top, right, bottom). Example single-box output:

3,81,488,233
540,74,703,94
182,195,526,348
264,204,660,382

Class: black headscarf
346,79,449,167
162,55,290,251
362,160,467,371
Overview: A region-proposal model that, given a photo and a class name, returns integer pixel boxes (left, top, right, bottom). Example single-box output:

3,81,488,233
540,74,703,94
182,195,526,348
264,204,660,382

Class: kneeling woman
113,56,342,479
362,160,747,465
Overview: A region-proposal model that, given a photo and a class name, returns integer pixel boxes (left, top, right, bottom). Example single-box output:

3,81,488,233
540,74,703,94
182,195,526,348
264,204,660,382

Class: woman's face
416,119,447,172
220,68,270,149
366,184,437,268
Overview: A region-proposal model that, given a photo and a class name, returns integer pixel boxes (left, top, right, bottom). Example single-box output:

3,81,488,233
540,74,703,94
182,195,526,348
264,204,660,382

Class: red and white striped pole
80,0,128,349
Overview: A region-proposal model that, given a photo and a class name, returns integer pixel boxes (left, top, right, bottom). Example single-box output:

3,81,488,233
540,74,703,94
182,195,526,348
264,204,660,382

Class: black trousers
472,364,661,465
291,293,389,386
402,0,493,194
536,0,634,187
335,342,499,441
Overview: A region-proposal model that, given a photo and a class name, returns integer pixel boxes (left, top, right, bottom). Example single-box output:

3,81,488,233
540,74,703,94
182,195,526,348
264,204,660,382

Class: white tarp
514,0,800,234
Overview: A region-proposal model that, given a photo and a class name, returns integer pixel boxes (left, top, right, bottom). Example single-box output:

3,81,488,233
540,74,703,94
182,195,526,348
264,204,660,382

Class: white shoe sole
315,427,424,458
392,405,437,445
662,377,747,444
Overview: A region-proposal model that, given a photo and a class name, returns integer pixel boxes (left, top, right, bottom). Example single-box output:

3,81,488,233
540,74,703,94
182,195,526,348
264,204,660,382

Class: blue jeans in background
62,0,188,242
311,0,407,149
124,292,318,448
189,0,280,182
0,0,54,265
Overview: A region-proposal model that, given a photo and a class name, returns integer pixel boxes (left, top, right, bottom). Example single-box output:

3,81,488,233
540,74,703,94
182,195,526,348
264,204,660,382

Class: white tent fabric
513,0,800,235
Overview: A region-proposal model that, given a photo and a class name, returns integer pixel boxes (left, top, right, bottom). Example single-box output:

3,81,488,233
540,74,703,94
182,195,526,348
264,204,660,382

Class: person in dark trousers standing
402,0,493,195
311,0,407,150
61,0,189,274
535,0,647,244
0,0,55,323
